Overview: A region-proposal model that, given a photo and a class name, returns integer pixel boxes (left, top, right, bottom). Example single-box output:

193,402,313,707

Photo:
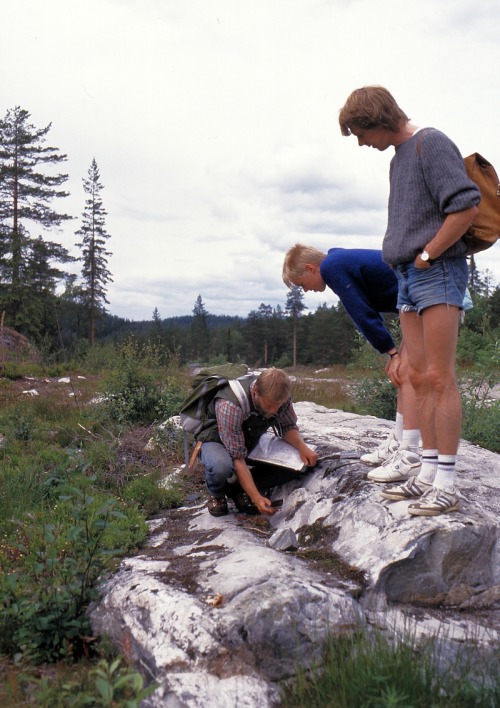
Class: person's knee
201,443,234,490
426,368,457,395
408,367,427,393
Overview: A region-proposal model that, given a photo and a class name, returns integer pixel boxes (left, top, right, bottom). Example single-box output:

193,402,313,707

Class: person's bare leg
399,310,437,450
400,305,462,513
398,343,419,431
421,304,462,455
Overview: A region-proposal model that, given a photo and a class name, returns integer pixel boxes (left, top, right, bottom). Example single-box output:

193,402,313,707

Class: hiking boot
207,495,228,517
380,477,432,501
360,432,399,465
367,449,421,483
225,481,259,515
408,487,460,516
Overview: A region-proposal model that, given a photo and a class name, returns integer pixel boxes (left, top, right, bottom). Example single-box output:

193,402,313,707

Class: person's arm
216,399,277,515
385,343,403,387
233,457,277,515
277,399,318,465
215,399,248,459
414,206,478,269
415,131,480,268
325,269,396,354
282,427,318,466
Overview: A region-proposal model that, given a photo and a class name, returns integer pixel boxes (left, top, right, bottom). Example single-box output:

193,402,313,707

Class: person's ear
304,263,318,274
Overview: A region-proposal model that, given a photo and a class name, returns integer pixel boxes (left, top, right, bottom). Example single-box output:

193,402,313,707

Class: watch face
421,251,429,261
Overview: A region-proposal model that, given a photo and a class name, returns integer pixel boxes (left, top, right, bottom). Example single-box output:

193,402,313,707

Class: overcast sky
2,0,500,321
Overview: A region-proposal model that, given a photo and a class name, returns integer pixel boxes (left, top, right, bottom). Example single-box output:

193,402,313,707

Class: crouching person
199,367,318,517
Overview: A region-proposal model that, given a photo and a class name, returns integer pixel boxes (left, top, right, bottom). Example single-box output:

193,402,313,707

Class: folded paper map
248,432,315,472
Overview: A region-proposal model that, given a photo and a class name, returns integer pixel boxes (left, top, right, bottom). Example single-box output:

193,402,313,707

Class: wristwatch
420,250,432,263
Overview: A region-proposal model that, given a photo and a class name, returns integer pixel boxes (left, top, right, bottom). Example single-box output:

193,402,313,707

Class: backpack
462,153,500,255
179,363,253,467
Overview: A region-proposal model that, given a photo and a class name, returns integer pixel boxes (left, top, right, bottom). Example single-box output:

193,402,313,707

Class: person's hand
414,253,431,270
385,353,401,387
255,495,279,516
299,445,319,467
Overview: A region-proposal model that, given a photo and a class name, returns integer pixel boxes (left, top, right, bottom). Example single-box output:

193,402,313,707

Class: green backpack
179,363,253,466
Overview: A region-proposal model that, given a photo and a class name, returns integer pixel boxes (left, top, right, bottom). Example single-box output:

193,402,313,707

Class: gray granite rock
89,402,500,707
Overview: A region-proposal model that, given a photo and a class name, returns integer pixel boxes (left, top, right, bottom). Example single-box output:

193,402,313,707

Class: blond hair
254,367,291,405
338,86,410,136
282,243,326,288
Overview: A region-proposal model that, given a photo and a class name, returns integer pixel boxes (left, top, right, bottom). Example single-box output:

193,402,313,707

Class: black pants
248,462,309,492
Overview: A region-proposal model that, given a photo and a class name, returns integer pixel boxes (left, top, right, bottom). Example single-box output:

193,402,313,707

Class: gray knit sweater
382,128,481,266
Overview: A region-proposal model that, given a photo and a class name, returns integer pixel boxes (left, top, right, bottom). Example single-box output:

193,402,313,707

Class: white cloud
1,0,499,320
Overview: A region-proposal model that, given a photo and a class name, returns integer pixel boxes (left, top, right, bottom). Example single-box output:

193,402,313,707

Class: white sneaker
367,449,421,483
360,432,399,465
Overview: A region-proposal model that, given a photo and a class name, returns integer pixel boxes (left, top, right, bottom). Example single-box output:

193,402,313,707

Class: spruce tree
75,159,112,345
23,235,75,342
285,285,307,368
191,295,210,361
0,106,72,331
151,307,163,343
257,303,273,366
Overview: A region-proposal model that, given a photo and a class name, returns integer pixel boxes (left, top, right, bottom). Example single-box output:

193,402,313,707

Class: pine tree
191,295,210,361
75,159,112,345
151,307,163,343
0,106,72,330
285,285,307,368
22,235,75,341
257,303,273,366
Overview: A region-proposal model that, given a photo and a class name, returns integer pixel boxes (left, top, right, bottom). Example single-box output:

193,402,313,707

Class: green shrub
1,403,38,441
460,370,500,452
353,373,397,421
1,656,158,707
122,472,183,516
101,337,186,424
0,478,147,663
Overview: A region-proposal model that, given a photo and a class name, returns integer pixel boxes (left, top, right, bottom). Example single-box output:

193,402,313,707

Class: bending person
282,244,421,482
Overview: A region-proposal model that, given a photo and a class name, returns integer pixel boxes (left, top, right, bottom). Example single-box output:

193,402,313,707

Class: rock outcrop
89,403,500,707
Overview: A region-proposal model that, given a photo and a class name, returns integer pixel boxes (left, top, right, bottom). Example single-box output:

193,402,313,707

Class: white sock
433,455,456,493
418,449,438,484
400,429,420,455
394,412,404,442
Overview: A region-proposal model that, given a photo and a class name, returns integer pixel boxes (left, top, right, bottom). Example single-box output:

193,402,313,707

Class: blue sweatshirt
319,248,398,354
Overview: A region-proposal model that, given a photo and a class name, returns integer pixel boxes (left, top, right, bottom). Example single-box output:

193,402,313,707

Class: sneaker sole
408,501,460,516
380,483,431,501
380,490,416,501
360,456,390,465
367,469,419,483
360,449,399,466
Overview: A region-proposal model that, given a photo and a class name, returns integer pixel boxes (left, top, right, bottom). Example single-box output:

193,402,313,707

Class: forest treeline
1,105,499,369
94,276,499,371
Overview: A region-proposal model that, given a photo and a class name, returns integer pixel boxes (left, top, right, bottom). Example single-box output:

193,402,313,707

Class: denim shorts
394,257,468,315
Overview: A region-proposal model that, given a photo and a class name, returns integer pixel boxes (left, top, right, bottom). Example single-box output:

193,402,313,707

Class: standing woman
338,86,480,515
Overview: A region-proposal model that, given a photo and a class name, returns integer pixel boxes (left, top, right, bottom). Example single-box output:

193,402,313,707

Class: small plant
0,478,146,663
23,656,158,707
282,629,500,707
353,373,397,422
460,369,500,452
102,336,186,424
122,472,183,516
